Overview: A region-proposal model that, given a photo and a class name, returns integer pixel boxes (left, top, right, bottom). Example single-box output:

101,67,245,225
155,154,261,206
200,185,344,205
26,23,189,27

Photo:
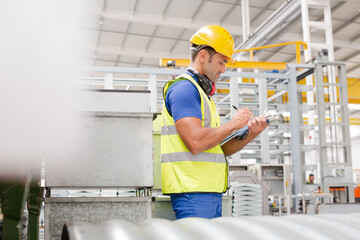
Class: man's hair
190,44,216,63
309,174,314,177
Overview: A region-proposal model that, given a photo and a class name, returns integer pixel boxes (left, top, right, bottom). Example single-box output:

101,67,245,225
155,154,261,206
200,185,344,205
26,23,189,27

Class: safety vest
161,73,228,194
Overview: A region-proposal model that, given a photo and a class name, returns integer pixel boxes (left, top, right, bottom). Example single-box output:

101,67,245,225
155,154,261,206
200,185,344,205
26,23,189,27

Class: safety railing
160,41,307,70
234,41,308,64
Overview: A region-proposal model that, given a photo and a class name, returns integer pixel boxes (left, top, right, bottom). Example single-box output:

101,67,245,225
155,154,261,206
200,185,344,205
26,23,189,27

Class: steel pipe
62,213,360,240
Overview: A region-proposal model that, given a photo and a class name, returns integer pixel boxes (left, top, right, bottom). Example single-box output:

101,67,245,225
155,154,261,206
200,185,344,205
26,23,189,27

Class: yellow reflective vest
161,73,228,194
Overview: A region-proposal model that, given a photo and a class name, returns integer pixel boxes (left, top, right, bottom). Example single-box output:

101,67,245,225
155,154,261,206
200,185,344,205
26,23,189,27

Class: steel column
258,78,269,163
314,63,327,192
148,74,158,113
315,61,354,202
241,0,250,42
104,72,114,89
288,64,302,197
230,76,241,163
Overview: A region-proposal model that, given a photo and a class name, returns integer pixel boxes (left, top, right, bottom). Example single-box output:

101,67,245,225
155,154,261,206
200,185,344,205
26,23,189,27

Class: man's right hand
231,107,252,130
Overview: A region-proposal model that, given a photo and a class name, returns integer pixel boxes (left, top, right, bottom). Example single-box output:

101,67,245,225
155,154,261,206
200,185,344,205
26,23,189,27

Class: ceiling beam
276,32,360,50
93,0,108,66
87,8,242,34
219,0,239,24
89,31,360,63
191,0,205,22
88,6,360,52
85,26,360,52
315,0,346,22
333,12,360,34
92,45,189,59
207,0,277,11
115,22,131,67
330,0,346,12
145,26,159,52
250,0,277,24
341,51,360,61
120,22,131,49
266,49,360,64
347,63,360,73
93,58,157,67
261,2,344,62
261,34,360,62
169,28,186,54
350,31,360,42
114,55,121,67
132,0,139,15
136,57,143,67
90,28,188,41
234,0,302,56
234,0,357,57
350,109,360,115
261,44,288,62
332,39,360,50
162,0,172,19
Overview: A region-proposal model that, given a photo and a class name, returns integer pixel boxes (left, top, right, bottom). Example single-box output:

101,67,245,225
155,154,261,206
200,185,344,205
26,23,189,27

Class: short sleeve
165,80,202,122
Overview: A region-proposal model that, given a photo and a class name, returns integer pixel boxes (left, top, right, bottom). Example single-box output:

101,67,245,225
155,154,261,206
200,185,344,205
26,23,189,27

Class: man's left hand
247,115,268,141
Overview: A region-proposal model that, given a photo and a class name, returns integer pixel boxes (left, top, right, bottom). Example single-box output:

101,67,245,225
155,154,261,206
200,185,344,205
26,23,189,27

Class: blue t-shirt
165,72,202,122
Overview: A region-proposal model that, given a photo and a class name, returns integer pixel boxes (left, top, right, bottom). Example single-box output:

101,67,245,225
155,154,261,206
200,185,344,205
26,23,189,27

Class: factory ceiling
83,0,360,78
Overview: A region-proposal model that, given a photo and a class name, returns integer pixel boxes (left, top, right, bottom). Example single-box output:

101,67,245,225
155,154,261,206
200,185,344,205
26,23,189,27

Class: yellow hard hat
190,25,235,61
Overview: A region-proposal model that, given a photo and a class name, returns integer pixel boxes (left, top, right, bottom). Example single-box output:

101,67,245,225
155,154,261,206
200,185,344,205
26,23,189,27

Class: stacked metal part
63,213,360,240
231,182,263,216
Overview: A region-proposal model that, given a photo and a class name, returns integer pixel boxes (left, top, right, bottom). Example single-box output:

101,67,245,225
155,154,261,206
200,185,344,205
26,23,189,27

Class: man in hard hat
161,25,268,219
307,174,315,184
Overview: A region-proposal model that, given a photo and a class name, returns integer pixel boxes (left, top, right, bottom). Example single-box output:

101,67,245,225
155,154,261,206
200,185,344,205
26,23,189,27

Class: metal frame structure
301,0,336,184
287,63,317,197
79,65,310,189
234,0,302,53
315,57,354,202
79,57,353,205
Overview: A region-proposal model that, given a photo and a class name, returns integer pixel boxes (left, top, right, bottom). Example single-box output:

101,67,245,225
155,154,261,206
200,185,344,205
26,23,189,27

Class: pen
231,104,250,140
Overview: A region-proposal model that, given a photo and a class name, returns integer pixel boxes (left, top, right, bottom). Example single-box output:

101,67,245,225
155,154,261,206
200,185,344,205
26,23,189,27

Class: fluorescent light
282,112,290,117
348,104,360,110
283,132,291,138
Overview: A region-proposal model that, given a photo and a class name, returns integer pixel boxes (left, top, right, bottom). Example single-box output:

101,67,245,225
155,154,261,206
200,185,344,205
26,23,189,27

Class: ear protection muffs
186,67,216,96
308,174,314,182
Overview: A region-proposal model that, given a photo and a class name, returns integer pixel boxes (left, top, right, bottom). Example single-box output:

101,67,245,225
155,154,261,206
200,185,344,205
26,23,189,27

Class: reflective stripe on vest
161,73,228,194
161,152,226,163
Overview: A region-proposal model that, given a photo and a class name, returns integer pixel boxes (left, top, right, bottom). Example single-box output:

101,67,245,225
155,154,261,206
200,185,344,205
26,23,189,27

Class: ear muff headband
186,67,215,96
209,82,216,96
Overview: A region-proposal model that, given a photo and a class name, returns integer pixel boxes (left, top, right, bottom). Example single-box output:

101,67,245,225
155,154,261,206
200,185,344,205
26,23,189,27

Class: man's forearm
176,117,240,155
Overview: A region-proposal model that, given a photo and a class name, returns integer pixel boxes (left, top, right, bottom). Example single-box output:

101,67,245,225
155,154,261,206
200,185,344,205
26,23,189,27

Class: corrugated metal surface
63,213,360,240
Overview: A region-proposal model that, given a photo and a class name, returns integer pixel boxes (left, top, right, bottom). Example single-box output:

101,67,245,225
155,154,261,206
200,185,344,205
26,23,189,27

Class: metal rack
314,56,354,202
78,60,353,204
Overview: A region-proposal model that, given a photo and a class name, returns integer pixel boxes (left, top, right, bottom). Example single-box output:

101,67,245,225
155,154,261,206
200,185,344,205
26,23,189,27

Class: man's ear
197,49,208,64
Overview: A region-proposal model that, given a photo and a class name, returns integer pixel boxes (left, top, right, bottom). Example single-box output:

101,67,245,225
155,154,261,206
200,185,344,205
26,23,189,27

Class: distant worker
161,25,268,219
307,174,315,184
